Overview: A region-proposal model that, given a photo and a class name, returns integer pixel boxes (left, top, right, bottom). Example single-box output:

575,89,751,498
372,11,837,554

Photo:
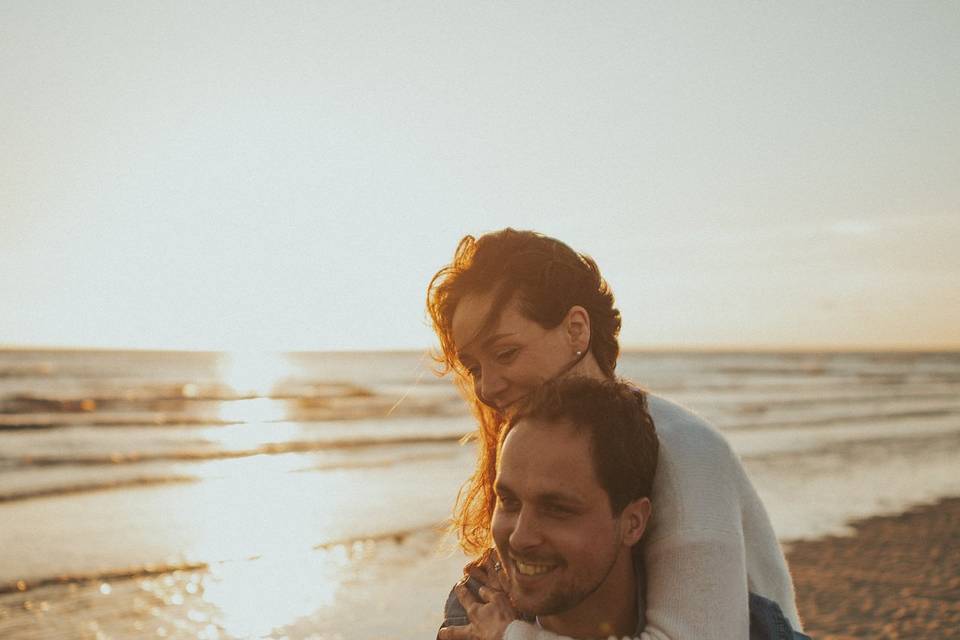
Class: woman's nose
479,370,508,407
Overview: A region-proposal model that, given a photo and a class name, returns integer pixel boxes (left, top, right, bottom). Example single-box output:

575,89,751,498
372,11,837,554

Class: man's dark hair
501,376,658,515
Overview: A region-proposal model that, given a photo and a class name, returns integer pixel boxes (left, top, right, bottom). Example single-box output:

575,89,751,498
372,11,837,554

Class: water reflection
200,421,305,452
216,351,292,427
201,548,345,639
217,398,288,424
219,352,292,397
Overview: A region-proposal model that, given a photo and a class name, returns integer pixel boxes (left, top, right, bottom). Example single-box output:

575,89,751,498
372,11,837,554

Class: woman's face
451,291,590,412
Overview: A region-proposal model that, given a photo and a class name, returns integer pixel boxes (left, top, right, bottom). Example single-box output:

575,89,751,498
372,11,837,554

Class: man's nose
509,509,543,551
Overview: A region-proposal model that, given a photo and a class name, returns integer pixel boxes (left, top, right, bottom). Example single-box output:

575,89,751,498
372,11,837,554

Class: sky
2,1,958,351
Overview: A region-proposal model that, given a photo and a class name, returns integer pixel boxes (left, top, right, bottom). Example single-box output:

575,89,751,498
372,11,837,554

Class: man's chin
508,580,561,617
510,592,567,619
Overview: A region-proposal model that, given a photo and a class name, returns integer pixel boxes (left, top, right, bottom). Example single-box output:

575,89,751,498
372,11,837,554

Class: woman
429,229,803,639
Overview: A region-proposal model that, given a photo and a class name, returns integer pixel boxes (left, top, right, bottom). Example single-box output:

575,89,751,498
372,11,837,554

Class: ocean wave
0,448,462,503
723,407,959,432
0,476,196,503
0,362,57,378
0,561,210,595
0,391,464,429
732,390,960,412
4,433,466,469
0,382,378,409
0,523,443,595
741,426,960,465
0,414,238,430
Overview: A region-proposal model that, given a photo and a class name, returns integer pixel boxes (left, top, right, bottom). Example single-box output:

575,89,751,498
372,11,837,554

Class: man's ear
620,497,651,547
563,305,591,353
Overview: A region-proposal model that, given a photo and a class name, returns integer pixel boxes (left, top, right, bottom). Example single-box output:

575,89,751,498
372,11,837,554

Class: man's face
491,418,632,617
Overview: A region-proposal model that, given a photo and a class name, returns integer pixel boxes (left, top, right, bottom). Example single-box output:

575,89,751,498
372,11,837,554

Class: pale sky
2,2,958,351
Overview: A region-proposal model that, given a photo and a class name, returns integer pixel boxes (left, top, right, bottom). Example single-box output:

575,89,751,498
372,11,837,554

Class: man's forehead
497,419,597,493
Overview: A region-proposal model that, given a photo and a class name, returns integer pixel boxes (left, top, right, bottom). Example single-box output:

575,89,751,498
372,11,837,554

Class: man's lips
509,553,560,578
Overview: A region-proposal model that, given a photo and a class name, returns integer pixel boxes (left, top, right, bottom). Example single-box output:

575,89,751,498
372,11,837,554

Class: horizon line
2,343,958,354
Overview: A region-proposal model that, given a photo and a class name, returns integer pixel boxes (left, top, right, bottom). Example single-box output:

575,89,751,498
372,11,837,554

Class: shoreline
2,498,959,638
788,496,960,639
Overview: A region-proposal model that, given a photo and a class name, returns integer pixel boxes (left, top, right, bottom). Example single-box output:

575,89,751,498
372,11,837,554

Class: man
438,376,809,640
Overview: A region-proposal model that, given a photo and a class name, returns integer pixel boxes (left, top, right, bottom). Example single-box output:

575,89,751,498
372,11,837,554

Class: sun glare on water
216,351,293,424
162,455,353,638
219,351,292,397
201,547,346,639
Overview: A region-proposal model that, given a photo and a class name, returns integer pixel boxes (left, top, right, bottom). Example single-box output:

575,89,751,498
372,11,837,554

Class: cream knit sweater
504,394,801,640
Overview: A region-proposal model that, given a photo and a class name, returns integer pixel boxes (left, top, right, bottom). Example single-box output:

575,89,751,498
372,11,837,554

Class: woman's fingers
490,552,510,592
482,551,499,575
466,566,488,588
477,585,506,603
463,550,509,592
455,582,481,612
437,624,471,640
458,582,510,611
463,555,484,574
467,562,492,586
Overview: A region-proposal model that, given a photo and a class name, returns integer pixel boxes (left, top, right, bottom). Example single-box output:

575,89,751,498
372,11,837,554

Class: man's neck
537,555,638,639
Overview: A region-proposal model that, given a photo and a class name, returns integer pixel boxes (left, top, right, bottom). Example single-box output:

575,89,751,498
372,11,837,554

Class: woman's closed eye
494,347,519,364
458,358,481,378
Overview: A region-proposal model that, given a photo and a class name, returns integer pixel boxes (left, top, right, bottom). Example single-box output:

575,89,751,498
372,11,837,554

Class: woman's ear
563,305,591,353
620,497,652,547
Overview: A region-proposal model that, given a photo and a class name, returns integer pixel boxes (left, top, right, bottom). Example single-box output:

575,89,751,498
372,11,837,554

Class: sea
1,349,959,639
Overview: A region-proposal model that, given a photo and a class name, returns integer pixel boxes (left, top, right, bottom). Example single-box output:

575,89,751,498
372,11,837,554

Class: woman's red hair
426,228,622,555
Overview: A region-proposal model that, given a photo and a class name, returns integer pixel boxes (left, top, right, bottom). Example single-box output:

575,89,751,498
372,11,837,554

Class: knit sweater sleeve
504,620,639,640
639,395,800,639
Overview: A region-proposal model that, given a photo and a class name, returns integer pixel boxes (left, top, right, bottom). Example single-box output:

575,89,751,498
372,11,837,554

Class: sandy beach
2,497,958,639
789,497,960,639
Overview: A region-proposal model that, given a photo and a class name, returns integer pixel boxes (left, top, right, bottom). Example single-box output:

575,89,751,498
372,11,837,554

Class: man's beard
509,542,621,617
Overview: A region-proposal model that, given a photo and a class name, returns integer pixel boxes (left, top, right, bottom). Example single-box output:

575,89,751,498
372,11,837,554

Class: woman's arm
639,394,799,639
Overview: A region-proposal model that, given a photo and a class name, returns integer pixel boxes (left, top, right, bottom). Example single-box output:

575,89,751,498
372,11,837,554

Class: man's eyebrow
535,491,585,507
493,482,585,507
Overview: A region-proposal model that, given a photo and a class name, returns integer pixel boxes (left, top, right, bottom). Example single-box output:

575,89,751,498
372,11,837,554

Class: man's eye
544,504,573,518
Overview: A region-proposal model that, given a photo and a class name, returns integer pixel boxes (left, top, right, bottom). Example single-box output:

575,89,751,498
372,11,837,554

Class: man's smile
510,553,560,578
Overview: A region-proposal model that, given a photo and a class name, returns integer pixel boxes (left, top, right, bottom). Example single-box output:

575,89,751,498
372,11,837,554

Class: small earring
575,350,582,357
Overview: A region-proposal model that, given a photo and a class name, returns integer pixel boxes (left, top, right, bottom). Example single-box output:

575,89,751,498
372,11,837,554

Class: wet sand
789,497,960,639
3,499,959,639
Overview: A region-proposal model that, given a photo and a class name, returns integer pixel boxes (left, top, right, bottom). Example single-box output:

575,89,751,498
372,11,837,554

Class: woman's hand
465,551,510,593
438,580,517,640
439,551,518,640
